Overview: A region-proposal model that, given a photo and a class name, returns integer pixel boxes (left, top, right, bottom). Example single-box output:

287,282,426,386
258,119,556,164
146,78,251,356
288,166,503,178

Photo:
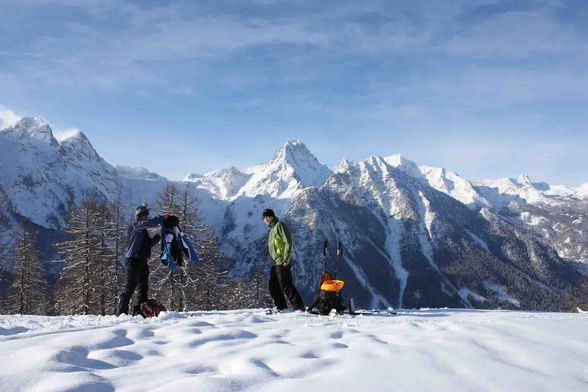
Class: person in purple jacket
117,205,167,316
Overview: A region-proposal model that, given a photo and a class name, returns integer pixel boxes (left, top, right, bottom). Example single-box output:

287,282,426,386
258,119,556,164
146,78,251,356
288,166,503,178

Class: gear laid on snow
265,307,306,315
308,240,346,316
132,299,166,318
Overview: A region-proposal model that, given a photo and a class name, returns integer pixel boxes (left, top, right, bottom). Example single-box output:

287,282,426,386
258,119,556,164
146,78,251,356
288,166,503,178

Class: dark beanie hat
262,208,275,218
135,204,149,218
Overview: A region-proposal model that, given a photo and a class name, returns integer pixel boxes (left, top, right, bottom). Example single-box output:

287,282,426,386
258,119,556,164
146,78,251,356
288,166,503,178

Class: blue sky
1,0,587,185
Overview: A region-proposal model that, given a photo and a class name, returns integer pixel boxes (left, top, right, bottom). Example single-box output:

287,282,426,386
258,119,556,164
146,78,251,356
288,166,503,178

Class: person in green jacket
263,208,305,311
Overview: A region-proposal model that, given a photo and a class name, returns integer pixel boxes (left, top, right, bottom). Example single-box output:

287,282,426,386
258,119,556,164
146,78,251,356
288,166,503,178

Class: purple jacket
126,216,163,259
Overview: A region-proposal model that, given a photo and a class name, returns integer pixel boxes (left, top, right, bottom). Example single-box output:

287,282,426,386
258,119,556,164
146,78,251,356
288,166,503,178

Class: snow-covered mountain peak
184,172,201,181
268,140,331,181
334,158,353,174
58,129,88,143
576,182,588,198
473,176,548,206
517,174,535,188
479,177,522,192
11,116,50,130
0,116,120,228
271,139,312,162
334,156,406,187
420,165,490,208
207,166,244,178
116,165,167,181
384,154,423,179
334,156,402,192
59,130,100,160
238,141,331,198
1,116,58,146
185,166,251,199
365,155,388,167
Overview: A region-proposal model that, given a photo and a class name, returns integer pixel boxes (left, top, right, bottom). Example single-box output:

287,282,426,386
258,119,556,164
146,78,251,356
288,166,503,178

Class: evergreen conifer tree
6,227,49,315
55,200,119,315
149,184,229,311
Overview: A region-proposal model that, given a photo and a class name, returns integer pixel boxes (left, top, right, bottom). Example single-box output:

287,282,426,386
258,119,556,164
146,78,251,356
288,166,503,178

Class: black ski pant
117,257,149,315
269,264,304,310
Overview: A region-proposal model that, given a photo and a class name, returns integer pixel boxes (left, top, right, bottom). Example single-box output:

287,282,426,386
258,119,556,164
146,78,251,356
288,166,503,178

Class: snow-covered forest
0,183,272,316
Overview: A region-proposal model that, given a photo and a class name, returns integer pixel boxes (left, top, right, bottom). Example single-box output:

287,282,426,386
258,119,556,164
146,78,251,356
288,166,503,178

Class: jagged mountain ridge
381,156,588,264
0,117,119,228
185,140,331,201
222,154,585,310
181,145,587,310
1,117,587,310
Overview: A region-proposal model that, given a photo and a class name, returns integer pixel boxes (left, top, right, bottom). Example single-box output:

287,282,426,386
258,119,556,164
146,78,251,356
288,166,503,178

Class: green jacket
267,217,293,266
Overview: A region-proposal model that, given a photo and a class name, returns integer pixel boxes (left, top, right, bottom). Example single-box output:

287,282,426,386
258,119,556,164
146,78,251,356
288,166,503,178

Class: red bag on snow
133,299,166,318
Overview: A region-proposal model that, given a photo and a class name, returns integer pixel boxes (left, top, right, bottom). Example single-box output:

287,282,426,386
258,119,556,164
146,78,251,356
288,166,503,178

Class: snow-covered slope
576,182,588,198
1,309,587,392
474,175,549,205
382,154,424,180
116,165,169,209
419,165,491,208
384,154,494,208
184,167,251,200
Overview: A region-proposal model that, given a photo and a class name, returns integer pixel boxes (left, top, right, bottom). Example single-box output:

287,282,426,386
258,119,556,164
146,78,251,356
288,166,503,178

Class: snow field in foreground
0,309,587,392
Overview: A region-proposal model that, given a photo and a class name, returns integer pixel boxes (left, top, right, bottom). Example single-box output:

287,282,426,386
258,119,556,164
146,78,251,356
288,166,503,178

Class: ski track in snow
1,309,587,392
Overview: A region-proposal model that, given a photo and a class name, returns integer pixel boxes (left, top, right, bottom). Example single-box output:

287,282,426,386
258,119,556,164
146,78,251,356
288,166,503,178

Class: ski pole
323,239,328,272
335,241,343,279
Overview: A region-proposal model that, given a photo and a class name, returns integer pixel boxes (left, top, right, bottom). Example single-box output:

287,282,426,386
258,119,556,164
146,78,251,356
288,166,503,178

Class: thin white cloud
54,127,82,142
0,105,21,129
0,3,329,92
0,1,587,186
442,10,588,58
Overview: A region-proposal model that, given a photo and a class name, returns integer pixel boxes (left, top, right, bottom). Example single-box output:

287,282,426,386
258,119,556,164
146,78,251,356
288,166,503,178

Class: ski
265,308,306,315
266,309,343,317
348,298,396,316
349,310,397,316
